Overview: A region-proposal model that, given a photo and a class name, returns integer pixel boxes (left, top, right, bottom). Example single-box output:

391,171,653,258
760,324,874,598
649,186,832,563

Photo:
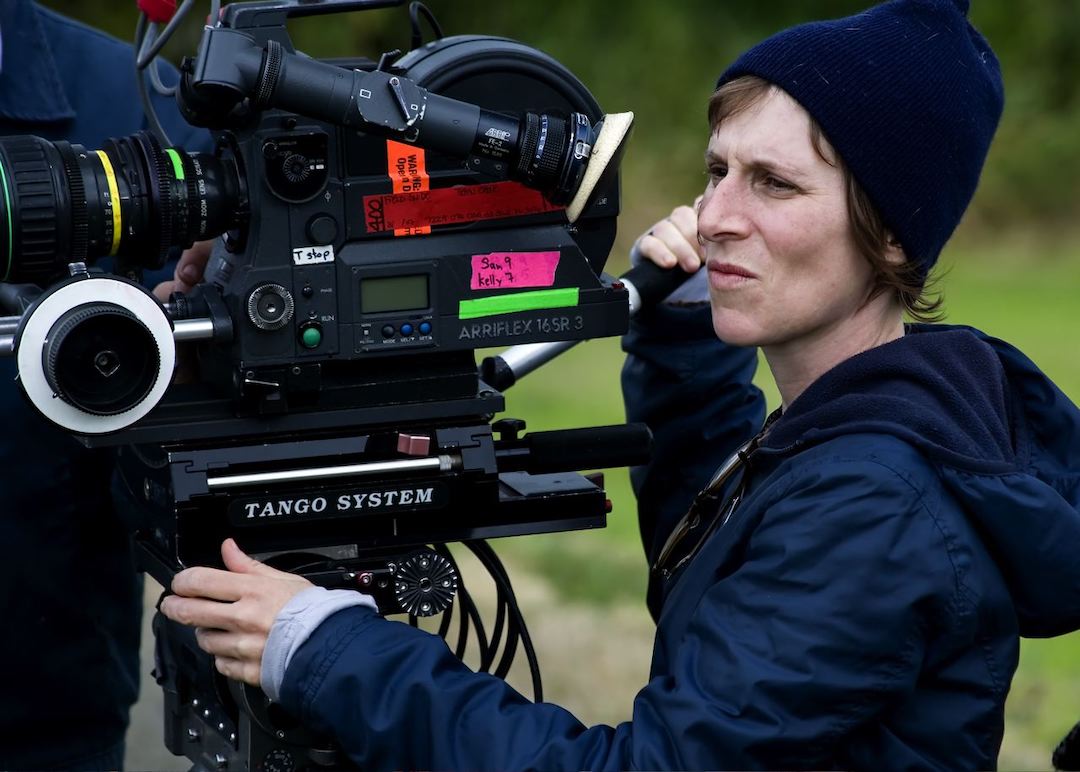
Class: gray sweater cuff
261,586,378,702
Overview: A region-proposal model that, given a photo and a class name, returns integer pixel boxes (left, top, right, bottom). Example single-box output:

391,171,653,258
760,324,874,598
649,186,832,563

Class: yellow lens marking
94,151,123,256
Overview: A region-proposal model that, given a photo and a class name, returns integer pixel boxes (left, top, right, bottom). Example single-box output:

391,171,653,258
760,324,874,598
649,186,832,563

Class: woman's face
699,88,876,349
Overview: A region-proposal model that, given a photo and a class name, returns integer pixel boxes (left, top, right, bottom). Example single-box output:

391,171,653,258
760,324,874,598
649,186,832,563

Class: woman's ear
884,233,906,266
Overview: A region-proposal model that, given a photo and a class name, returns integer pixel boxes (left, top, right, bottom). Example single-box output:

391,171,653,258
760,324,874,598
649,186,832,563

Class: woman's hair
707,76,944,322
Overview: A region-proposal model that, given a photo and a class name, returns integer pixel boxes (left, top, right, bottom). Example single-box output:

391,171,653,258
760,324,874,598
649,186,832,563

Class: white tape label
292,245,335,265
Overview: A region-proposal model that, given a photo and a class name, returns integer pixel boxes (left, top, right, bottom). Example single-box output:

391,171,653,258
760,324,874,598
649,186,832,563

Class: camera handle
222,0,405,30
480,260,695,391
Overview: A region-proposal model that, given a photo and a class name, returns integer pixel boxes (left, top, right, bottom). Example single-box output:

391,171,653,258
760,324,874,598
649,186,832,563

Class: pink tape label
470,251,560,290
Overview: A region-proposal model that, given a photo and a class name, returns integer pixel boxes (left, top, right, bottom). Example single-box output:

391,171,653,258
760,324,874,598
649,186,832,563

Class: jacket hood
760,324,1080,637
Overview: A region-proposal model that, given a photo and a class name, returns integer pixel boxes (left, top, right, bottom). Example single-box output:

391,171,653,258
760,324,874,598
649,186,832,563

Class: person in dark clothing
159,0,1080,769
0,3,208,769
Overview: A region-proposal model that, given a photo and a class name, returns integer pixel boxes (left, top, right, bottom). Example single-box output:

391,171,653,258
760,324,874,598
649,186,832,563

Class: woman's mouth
708,261,758,288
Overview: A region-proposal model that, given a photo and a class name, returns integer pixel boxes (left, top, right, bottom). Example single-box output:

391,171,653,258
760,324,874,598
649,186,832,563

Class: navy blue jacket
0,4,206,768
276,299,1080,770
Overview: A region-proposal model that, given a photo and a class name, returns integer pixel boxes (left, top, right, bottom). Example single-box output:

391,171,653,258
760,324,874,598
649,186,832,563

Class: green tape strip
0,155,11,281
458,288,579,320
165,148,185,180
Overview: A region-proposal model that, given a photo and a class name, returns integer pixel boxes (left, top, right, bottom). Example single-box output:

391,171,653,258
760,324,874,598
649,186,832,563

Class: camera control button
247,284,294,331
419,322,432,335
400,323,414,336
381,324,396,338
300,325,323,349
307,214,338,245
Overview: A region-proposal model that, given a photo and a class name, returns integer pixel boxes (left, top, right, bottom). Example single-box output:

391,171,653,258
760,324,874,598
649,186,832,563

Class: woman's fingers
212,655,262,687
171,566,252,602
635,204,705,273
152,239,213,301
195,628,266,661
160,595,248,631
220,538,290,580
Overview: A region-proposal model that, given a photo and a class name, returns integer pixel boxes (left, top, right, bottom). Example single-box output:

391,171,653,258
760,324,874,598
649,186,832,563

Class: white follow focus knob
15,276,176,434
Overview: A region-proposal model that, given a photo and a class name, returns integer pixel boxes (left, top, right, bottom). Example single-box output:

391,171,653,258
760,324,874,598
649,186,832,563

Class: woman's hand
159,539,314,686
153,239,213,302
632,198,705,273
152,239,213,382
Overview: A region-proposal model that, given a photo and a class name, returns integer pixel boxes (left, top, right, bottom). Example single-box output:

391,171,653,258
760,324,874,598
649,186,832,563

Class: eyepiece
470,109,593,205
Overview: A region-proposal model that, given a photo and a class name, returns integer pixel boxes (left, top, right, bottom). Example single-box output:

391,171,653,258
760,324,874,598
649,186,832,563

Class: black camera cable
133,0,196,147
466,541,543,703
408,2,444,50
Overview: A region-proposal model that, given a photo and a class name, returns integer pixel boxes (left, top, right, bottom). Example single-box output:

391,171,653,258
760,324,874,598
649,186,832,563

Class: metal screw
276,730,286,739
203,709,211,718
187,728,200,741
214,752,228,769
192,699,199,707
229,733,237,743
218,722,226,731
442,580,451,588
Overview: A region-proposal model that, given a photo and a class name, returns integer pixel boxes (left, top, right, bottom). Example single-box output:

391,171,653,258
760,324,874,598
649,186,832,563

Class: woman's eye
763,175,796,193
707,165,727,182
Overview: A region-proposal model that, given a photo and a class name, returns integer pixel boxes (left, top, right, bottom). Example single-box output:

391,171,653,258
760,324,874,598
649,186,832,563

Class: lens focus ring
0,136,66,282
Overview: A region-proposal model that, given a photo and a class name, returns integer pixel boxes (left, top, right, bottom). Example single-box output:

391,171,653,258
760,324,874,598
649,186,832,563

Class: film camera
0,0,675,768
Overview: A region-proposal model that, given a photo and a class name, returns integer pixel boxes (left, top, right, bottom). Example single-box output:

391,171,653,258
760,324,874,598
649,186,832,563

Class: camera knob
393,552,457,617
247,284,295,331
43,302,161,417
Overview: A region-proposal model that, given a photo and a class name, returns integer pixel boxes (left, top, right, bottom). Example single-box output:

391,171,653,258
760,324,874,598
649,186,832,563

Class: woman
161,0,1080,768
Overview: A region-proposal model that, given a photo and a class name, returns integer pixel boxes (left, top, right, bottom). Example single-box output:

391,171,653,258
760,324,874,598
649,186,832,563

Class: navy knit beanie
717,0,1004,277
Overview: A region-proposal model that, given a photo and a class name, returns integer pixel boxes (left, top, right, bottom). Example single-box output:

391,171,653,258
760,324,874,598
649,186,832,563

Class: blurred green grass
489,231,1080,765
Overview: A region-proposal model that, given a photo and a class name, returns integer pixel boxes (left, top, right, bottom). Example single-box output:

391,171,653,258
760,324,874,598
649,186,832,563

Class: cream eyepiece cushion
566,111,634,224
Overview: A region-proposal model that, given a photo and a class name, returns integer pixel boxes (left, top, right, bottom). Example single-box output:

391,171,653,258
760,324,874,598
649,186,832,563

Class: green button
301,325,322,348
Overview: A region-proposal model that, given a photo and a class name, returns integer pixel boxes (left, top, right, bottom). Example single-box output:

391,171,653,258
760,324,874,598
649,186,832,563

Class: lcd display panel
360,275,429,313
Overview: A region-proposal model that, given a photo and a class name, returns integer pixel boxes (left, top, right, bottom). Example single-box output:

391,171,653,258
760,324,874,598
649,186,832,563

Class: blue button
419,322,432,335
400,323,414,336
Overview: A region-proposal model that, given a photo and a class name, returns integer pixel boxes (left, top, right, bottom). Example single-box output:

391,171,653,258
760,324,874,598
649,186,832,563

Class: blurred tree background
39,1,1079,769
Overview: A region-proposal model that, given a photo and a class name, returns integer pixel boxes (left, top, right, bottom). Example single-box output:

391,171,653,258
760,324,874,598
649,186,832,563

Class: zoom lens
0,131,241,284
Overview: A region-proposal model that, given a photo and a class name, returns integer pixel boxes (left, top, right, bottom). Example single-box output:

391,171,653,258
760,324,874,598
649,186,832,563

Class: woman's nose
698,178,751,244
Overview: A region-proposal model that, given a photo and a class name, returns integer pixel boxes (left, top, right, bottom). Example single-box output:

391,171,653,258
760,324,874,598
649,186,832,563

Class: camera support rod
481,260,695,391
206,454,460,489
0,315,216,355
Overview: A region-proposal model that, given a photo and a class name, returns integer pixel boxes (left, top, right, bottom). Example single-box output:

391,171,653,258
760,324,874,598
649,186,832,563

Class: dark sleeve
278,458,958,770
620,298,764,569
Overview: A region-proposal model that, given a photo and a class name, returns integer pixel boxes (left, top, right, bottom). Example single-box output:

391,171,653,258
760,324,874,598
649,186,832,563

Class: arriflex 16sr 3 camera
0,0,681,768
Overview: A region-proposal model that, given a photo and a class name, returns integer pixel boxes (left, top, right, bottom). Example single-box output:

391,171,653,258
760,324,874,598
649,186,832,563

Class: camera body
113,12,640,580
